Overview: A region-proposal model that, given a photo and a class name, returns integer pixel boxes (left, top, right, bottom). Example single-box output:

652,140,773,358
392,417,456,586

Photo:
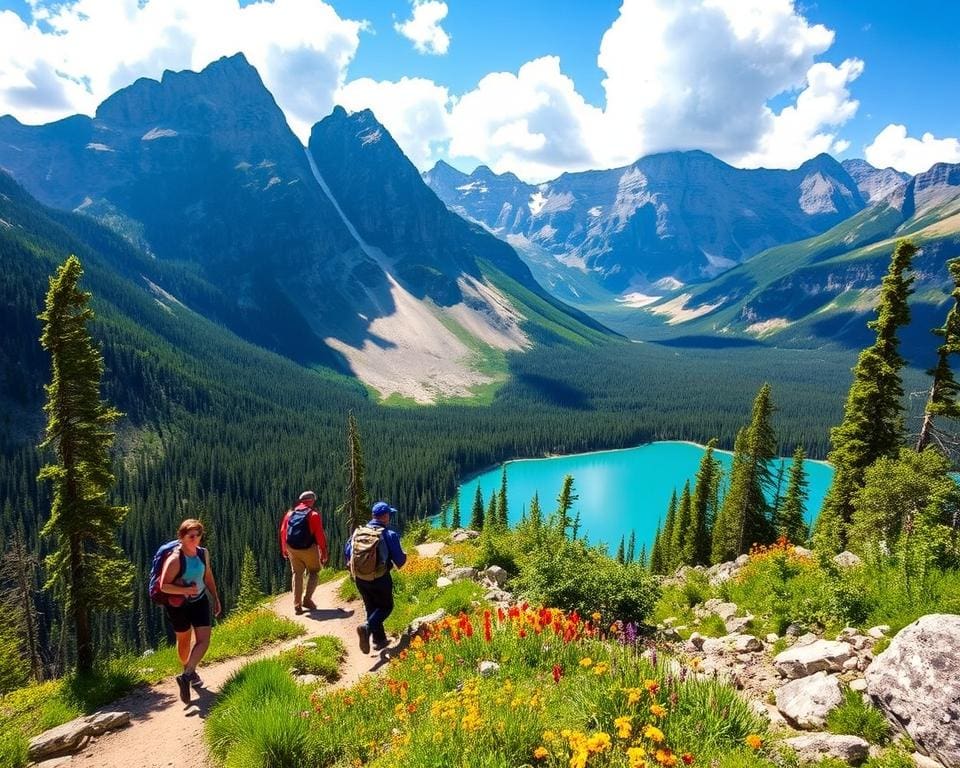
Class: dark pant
355,573,394,645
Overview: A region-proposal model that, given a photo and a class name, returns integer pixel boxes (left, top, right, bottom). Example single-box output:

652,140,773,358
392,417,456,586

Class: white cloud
0,0,365,141
864,124,960,175
394,1,450,55
735,58,864,169
446,57,605,182
336,76,452,168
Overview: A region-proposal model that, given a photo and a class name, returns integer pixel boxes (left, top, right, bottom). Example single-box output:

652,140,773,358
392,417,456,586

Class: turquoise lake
453,441,834,554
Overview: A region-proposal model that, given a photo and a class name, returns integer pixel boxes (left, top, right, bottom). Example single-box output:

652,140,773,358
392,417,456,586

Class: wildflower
644,725,665,743
593,662,609,675
745,734,763,750
592,611,602,622
625,687,643,705
552,664,563,683
518,628,527,638
644,679,660,696
586,732,611,754
627,746,647,767
655,747,678,766
579,657,593,668
533,746,549,760
614,715,633,739
681,753,694,764
650,703,667,718
483,610,493,643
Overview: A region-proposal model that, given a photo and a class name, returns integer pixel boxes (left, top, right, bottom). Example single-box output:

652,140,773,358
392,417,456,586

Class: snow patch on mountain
616,292,660,308
85,143,115,152
654,276,684,291
648,293,723,324
457,181,489,195
141,127,178,141
358,128,382,146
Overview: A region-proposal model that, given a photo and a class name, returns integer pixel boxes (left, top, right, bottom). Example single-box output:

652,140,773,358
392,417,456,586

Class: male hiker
279,490,329,614
345,501,407,653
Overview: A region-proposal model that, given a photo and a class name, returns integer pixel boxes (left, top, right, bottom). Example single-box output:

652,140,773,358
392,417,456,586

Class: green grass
0,606,304,765
826,687,890,745
275,636,344,683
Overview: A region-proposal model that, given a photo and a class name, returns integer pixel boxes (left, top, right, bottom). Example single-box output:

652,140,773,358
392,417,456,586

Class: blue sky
1,0,957,181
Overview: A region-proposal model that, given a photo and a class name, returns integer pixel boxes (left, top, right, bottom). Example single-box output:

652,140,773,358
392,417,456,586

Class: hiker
159,519,222,705
279,490,329,614
345,500,407,653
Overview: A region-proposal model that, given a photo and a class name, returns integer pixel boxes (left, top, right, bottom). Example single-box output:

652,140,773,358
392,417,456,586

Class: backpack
285,508,317,549
349,525,388,581
148,541,206,607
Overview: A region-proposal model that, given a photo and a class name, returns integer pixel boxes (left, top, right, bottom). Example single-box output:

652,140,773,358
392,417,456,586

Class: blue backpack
148,541,206,607
286,508,316,549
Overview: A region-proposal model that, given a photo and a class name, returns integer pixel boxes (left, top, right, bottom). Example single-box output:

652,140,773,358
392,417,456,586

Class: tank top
180,551,206,601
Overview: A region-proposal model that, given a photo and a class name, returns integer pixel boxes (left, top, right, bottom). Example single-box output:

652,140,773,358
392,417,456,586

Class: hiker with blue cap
345,501,407,653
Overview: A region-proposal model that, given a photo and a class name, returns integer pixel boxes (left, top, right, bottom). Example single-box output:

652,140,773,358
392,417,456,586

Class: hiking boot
356,624,370,654
294,605,303,615
372,638,389,651
175,673,191,704
302,599,317,611
188,671,203,688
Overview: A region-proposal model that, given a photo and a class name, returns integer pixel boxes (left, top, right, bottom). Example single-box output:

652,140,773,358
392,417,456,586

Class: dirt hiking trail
55,542,444,768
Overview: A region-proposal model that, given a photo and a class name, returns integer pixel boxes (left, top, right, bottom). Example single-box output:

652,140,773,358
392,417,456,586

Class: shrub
0,731,28,768
516,533,659,624
276,637,343,682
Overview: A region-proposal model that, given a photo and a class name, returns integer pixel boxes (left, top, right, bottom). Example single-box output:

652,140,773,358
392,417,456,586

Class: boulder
911,753,947,768
729,634,763,653
407,608,447,636
450,528,480,542
833,551,863,568
865,614,960,768
481,565,508,587
793,546,814,558
478,660,500,677
447,566,478,582
776,671,844,729
868,625,891,639
774,639,854,679
435,576,453,588
29,712,131,761
783,734,869,765
688,632,706,650
725,614,754,634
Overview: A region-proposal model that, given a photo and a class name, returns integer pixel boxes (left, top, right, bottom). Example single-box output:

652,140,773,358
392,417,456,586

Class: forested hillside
0,169,928,663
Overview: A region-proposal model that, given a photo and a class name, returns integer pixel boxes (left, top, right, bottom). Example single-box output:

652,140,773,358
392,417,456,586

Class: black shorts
165,594,211,633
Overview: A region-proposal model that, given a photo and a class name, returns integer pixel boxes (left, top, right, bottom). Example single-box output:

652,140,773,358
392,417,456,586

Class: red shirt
279,503,328,561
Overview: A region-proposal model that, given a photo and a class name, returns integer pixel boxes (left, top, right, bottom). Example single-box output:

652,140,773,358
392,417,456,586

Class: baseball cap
371,501,394,516
299,490,316,501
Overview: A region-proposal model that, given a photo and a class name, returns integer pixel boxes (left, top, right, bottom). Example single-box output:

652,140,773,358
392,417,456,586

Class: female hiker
160,518,222,704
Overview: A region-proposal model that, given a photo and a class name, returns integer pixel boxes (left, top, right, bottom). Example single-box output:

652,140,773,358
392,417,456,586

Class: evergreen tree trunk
342,412,370,536
37,256,132,674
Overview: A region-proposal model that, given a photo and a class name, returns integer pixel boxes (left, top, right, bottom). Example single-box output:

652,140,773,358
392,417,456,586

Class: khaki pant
288,546,321,607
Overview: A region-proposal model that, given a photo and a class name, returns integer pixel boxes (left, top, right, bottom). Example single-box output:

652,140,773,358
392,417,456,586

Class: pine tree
616,536,626,564
671,481,693,567
649,520,665,574
638,543,647,568
917,258,960,452
528,492,542,533
626,530,636,564
37,256,133,673
236,546,264,613
470,485,485,530
497,467,509,528
440,503,449,528
485,493,498,531
341,411,369,535
0,529,41,682
451,494,462,529
660,489,678,570
712,384,777,562
556,474,578,536
570,509,582,540
777,445,810,544
817,240,916,552
687,439,719,565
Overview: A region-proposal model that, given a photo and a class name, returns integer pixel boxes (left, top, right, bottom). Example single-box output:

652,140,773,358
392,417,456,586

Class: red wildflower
552,664,563,683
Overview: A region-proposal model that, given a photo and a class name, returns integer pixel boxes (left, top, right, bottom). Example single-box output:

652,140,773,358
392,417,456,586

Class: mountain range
0,54,611,405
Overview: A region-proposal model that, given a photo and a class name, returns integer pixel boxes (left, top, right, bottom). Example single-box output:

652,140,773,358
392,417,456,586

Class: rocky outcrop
865,614,960,768
774,640,855,679
28,712,131,761
784,733,870,765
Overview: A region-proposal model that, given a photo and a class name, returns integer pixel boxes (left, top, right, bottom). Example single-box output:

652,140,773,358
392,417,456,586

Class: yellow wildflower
579,657,593,668
745,734,763,750
533,746,549,760
627,746,647,767
644,724,665,743
614,715,633,739
650,703,667,718
593,662,610,675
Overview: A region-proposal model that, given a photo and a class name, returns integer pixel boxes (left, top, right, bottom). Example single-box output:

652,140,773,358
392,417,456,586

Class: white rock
776,671,844,729
866,614,960,768
766,633,780,644
849,678,868,692
784,733,869,765
774,639,855,679
730,634,763,653
478,660,500,677
911,752,946,768
688,632,705,650
868,625,891,639
436,576,453,588
833,551,863,568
